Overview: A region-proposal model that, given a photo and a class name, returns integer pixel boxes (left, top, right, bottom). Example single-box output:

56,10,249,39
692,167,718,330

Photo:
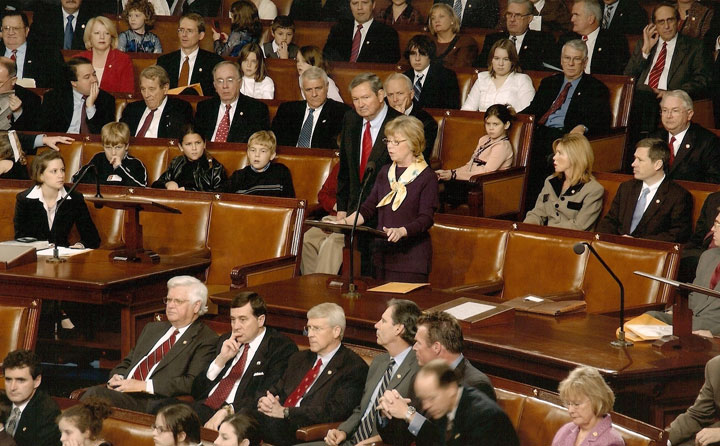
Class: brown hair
298,46,330,74
417,311,464,354
101,122,130,147
122,0,157,28
156,404,201,444
56,398,113,440
219,413,262,446
558,366,615,416
30,150,64,185
487,38,520,77
231,291,267,318
140,65,171,87
238,42,268,82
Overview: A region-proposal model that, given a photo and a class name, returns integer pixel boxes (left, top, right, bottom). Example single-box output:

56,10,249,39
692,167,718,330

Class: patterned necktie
350,24,363,63
603,4,613,29
297,108,315,147
359,121,372,179
64,15,74,50
284,358,323,407
80,95,90,134
137,108,156,138
215,104,232,142
538,82,571,125
178,56,190,87
10,50,16,62
6,407,20,436
352,359,396,443
629,188,650,234
132,329,179,381
510,35,518,52
648,42,667,89
581,34,588,41
172,0,186,15
453,0,463,21
203,344,249,410
668,136,676,166
414,74,423,102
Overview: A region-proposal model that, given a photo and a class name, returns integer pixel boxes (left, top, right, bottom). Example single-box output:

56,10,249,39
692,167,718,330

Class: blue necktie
629,188,650,234
453,0,463,22
296,108,315,147
414,74,423,102
64,15,74,50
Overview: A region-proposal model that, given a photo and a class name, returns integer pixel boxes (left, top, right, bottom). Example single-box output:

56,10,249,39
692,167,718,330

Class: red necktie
80,95,90,134
284,358,322,407
10,50,16,61
648,42,667,89
538,82,572,125
136,109,156,138
710,261,720,290
215,104,232,142
350,24,363,62
581,35,588,41
668,135,676,166
203,344,249,410
359,121,372,179
178,56,190,87
132,329,179,381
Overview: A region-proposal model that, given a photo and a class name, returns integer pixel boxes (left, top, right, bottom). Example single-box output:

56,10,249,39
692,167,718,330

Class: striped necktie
352,359,396,442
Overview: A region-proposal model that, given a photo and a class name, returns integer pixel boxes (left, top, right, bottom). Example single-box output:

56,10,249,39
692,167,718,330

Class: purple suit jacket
552,415,625,446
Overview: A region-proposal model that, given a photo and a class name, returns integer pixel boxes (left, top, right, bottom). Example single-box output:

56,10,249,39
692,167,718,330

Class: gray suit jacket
669,354,720,445
687,248,720,334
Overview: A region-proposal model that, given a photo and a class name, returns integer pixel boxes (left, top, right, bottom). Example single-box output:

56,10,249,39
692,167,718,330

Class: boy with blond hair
225,130,295,197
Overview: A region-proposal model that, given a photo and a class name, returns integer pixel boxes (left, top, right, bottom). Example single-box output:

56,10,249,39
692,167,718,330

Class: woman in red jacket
79,16,135,94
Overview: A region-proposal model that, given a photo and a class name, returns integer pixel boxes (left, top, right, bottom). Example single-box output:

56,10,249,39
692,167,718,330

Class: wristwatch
405,406,417,422
283,407,290,419
222,404,234,415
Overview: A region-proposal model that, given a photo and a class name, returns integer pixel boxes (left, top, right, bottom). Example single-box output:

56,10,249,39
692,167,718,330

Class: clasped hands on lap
106,374,147,392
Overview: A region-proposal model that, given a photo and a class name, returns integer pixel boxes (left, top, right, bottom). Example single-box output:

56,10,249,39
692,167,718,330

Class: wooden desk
211,274,720,428
0,250,210,358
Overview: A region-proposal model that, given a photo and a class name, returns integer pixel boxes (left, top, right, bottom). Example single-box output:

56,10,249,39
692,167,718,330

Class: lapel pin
655,199,660,204
598,47,602,51
577,92,582,95
468,3,471,7
327,370,333,375
240,111,244,116
81,24,85,29
454,433,460,439
27,60,31,63
183,340,187,344
256,361,261,365
322,119,327,123
396,374,402,379
685,144,690,149
108,64,112,68
199,68,203,72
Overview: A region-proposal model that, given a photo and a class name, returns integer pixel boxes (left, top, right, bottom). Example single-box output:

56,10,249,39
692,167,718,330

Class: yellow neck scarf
377,158,428,211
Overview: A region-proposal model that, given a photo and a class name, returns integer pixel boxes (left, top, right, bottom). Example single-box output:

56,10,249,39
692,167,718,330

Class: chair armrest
467,166,526,186
230,255,298,288
467,167,527,218
444,279,504,295
295,422,341,442
537,290,585,302
70,387,89,400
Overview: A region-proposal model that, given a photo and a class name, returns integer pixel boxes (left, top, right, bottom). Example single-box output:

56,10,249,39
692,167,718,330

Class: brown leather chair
0,296,41,363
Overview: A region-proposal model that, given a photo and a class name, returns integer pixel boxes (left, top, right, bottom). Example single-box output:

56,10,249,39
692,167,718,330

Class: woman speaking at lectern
14,150,100,249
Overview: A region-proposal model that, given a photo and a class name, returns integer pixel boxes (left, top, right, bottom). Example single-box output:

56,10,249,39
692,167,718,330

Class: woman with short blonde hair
79,16,134,93
427,3,477,69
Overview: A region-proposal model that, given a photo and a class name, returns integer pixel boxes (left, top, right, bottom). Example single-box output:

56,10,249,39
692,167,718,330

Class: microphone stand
343,162,375,299
573,242,632,347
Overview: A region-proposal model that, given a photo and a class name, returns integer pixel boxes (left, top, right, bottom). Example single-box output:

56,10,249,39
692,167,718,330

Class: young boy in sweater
225,130,295,197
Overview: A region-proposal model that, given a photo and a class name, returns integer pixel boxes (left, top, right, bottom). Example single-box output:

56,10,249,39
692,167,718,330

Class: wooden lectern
87,197,181,263
0,245,36,270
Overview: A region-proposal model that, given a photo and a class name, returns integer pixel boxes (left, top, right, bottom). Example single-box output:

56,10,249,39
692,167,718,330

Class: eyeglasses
2,26,24,33
382,138,408,146
304,325,330,334
163,297,189,306
654,17,677,26
177,28,197,35
563,399,590,408
505,12,531,19
214,78,238,85
151,424,171,433
103,145,126,153
561,56,585,64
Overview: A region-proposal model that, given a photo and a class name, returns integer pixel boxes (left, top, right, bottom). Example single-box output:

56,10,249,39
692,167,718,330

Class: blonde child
225,131,294,197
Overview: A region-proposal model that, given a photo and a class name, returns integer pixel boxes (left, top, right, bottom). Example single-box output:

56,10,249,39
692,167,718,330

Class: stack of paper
617,313,670,342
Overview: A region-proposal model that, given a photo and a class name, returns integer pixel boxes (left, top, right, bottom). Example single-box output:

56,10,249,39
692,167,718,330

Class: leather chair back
0,186,24,242
276,149,338,209
0,296,41,362
266,58,303,102
207,147,248,177
56,142,85,182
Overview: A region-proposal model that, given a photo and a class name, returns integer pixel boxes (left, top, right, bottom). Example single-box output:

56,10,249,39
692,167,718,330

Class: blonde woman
427,3,477,69
78,16,135,93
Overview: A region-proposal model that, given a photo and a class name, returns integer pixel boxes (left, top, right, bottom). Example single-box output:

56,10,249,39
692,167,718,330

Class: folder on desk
503,296,586,316
618,313,670,342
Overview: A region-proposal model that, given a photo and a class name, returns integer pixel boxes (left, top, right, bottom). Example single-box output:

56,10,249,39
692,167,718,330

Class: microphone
345,161,376,298
573,242,632,347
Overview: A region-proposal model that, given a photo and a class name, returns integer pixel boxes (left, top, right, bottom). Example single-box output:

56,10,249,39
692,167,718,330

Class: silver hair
507,0,533,15
349,72,383,94
212,60,241,78
385,72,413,92
307,302,346,338
301,66,329,86
575,0,602,25
167,275,208,316
563,39,588,59
661,89,694,111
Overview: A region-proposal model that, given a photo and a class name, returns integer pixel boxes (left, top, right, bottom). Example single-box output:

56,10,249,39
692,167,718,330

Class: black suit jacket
456,357,496,401
12,390,61,446
12,85,41,131
323,20,400,63
258,345,369,446
14,187,101,248
558,29,629,75
271,98,350,149
434,0,499,29
121,97,194,139
596,177,693,242
195,95,270,143
651,123,720,184
0,42,65,89
521,73,611,135
191,328,297,411
157,49,224,97
409,106,438,162
182,0,220,16
476,30,556,72
404,63,460,110
28,4,96,50
40,86,115,135
336,105,403,213
605,0,647,35
290,0,352,22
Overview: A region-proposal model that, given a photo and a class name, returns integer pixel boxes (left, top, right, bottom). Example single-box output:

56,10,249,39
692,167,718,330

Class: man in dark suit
2,350,61,446
120,65,193,140
624,3,711,135
403,35,460,110
323,0,400,64
384,73,438,163
650,90,720,184
433,0,499,29
271,67,350,150
557,0,629,75
0,10,65,89
195,61,269,143
81,275,217,413
40,57,115,135
380,360,519,446
521,39,611,207
335,73,402,274
191,292,297,428
254,303,369,446
28,0,97,51
602,0,647,35
181,0,220,16
157,14,224,97
597,138,692,242
0,57,40,131
290,0,352,22
477,0,555,71
529,0,571,32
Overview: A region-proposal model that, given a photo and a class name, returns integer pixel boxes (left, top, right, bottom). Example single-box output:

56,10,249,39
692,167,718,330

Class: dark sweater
225,163,295,198
73,152,147,187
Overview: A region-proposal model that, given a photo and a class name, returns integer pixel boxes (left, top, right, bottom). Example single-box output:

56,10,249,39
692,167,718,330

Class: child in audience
262,16,299,59
213,0,262,57
122,0,169,15
118,0,163,54
213,414,262,446
152,124,227,192
225,130,295,197
56,398,113,446
73,122,148,187
153,405,202,446
239,43,275,99
296,46,343,102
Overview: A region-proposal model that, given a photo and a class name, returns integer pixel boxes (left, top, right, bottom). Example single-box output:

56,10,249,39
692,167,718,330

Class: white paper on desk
37,247,92,257
625,324,673,339
0,239,52,250
445,302,496,321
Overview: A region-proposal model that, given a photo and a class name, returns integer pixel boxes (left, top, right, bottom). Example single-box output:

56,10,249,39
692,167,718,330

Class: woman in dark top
0,131,28,180
339,115,439,282
376,0,423,25
152,125,227,192
56,398,113,446
427,3,478,69
14,150,100,248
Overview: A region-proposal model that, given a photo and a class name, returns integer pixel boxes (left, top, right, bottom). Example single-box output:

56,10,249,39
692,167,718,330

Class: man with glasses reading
0,56,41,131
81,275,217,413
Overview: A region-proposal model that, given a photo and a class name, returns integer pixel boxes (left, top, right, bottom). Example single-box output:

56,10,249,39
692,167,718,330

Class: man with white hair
384,73,437,162
81,275,217,413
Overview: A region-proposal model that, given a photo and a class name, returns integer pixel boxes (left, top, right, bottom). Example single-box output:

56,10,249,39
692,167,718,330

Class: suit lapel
636,178,669,230
191,51,206,85
305,346,344,398
387,350,416,389
235,330,273,396
673,126,695,172
667,36,688,87
313,102,331,145
151,321,195,375
350,113,363,176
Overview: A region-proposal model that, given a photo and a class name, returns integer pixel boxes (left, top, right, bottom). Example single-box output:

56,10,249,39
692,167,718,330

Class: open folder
616,313,671,342
502,295,586,316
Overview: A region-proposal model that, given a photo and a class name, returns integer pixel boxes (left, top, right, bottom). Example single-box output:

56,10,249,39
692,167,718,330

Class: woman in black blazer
14,150,100,248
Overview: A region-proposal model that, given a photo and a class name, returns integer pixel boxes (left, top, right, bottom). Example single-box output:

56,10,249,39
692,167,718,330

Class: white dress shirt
297,102,326,146
126,323,192,394
212,97,239,141
643,34,678,90
136,96,169,138
583,26,600,74
69,88,96,134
